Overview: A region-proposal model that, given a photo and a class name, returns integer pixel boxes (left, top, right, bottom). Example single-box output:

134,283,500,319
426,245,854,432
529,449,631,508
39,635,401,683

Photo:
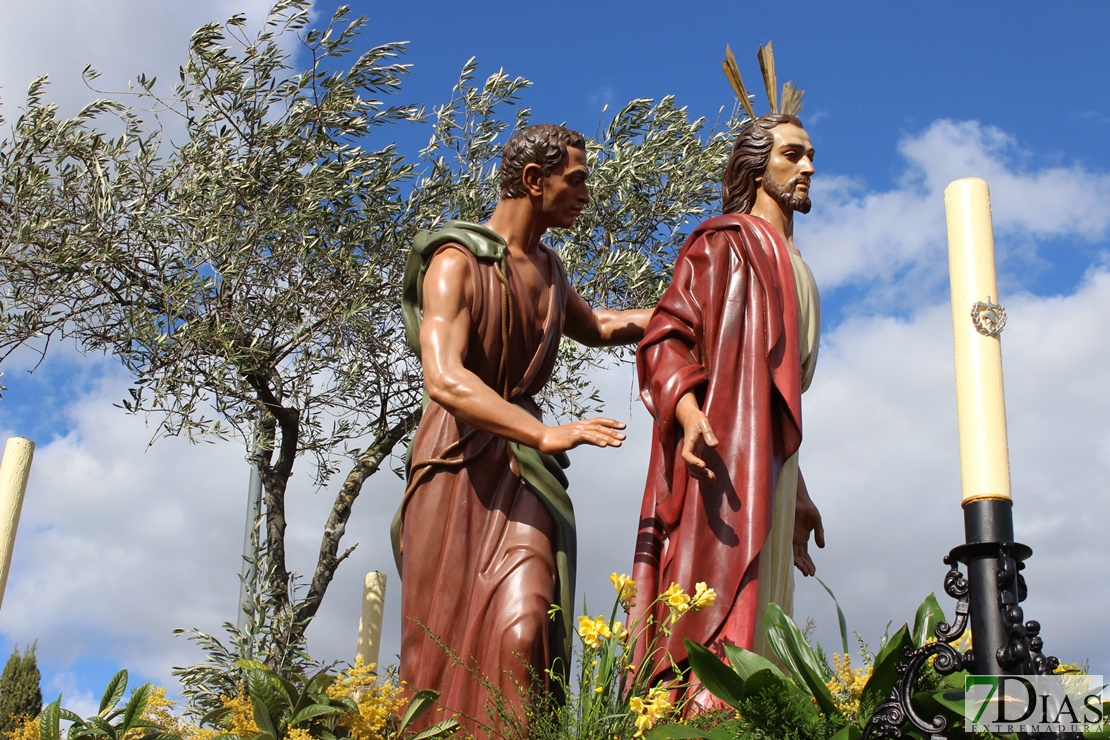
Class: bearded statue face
758,122,814,215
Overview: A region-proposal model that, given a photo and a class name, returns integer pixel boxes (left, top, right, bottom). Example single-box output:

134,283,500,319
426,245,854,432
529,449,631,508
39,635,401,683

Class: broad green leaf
859,625,912,721
39,700,61,740
721,643,787,682
250,695,280,740
198,706,233,727
764,603,839,718
911,594,945,647
82,717,115,739
121,683,151,733
233,658,270,673
399,689,440,731
329,696,358,714
928,688,966,717
683,638,744,711
1084,724,1110,739
830,726,862,740
272,673,301,713
740,668,805,707
98,671,128,715
288,704,340,726
815,576,850,656
408,719,462,740
128,721,164,731
874,624,911,668
247,668,282,725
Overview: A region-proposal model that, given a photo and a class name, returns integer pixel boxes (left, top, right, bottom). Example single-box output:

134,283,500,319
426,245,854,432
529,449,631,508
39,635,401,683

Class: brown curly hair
500,124,586,199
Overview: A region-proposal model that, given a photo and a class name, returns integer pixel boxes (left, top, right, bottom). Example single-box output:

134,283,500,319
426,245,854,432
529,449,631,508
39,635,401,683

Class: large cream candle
945,178,1012,504
356,571,386,670
1,437,35,611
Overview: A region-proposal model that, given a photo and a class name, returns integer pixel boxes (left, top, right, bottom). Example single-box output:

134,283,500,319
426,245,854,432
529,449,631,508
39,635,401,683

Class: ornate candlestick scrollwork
864,556,974,740
863,542,1065,739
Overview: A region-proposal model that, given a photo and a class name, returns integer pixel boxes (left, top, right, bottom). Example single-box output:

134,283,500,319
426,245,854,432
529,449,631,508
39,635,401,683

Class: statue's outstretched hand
680,413,718,482
793,473,825,576
675,392,717,481
538,417,627,455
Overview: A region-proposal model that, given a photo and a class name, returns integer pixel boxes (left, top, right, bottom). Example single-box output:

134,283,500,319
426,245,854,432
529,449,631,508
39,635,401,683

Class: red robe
631,213,804,682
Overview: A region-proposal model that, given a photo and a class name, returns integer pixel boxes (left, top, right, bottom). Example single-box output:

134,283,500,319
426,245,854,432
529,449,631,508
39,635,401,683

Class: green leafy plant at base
647,594,1017,740
520,576,719,740
202,659,457,740
32,670,178,740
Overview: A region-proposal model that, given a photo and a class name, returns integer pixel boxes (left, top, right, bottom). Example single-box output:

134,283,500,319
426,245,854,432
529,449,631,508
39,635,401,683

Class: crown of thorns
722,42,805,121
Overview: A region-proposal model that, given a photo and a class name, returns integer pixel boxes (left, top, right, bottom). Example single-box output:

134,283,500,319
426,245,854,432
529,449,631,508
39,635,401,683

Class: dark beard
762,176,811,215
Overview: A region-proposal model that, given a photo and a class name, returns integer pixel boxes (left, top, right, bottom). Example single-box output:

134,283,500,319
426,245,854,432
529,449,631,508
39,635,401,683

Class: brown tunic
398,237,571,737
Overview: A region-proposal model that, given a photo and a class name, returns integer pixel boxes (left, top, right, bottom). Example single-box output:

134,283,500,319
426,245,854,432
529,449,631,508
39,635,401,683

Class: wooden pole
0,437,35,611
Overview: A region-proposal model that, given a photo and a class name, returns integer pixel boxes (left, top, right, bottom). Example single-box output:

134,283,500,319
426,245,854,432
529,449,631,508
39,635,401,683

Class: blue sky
2,0,1110,716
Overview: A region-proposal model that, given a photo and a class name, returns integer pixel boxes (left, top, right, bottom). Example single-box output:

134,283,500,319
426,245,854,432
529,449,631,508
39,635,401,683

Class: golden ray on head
722,42,805,119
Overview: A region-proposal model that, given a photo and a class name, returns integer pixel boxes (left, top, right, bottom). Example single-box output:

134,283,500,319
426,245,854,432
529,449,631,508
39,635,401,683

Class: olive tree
0,0,742,677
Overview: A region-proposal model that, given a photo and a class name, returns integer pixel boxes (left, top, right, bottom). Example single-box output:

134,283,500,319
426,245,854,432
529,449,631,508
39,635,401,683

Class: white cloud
0,1,280,119
806,120,1110,294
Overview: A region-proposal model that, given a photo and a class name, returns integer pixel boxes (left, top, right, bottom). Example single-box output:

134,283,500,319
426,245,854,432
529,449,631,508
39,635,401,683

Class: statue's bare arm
420,248,629,455
563,288,652,347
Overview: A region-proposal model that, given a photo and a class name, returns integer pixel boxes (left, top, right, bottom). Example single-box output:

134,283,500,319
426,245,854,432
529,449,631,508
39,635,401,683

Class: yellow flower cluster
823,653,872,721
630,686,673,737
661,582,716,616
578,615,614,649
222,691,261,738
7,716,40,740
129,687,217,740
610,572,638,609
325,657,407,740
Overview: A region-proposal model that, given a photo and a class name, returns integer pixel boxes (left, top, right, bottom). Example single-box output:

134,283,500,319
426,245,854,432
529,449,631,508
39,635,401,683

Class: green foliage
34,670,175,740
203,659,457,740
0,643,43,735
0,0,742,677
650,594,982,740
172,554,314,720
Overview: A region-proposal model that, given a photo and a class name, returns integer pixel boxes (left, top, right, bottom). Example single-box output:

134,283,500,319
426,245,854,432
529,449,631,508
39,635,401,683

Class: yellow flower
631,686,673,737
661,582,691,616
823,653,872,721
221,691,260,737
611,620,628,642
324,656,407,740
578,614,613,649
690,582,717,610
610,572,638,609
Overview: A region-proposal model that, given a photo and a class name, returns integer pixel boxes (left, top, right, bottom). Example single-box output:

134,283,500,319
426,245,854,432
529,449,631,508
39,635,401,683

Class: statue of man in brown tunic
396,124,651,736
631,114,825,701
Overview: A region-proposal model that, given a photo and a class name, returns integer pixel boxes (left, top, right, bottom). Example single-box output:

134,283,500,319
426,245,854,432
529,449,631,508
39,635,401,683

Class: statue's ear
522,162,544,197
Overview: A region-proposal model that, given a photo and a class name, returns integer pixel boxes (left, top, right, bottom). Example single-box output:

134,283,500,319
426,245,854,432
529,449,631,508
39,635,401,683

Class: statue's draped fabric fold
631,213,817,681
